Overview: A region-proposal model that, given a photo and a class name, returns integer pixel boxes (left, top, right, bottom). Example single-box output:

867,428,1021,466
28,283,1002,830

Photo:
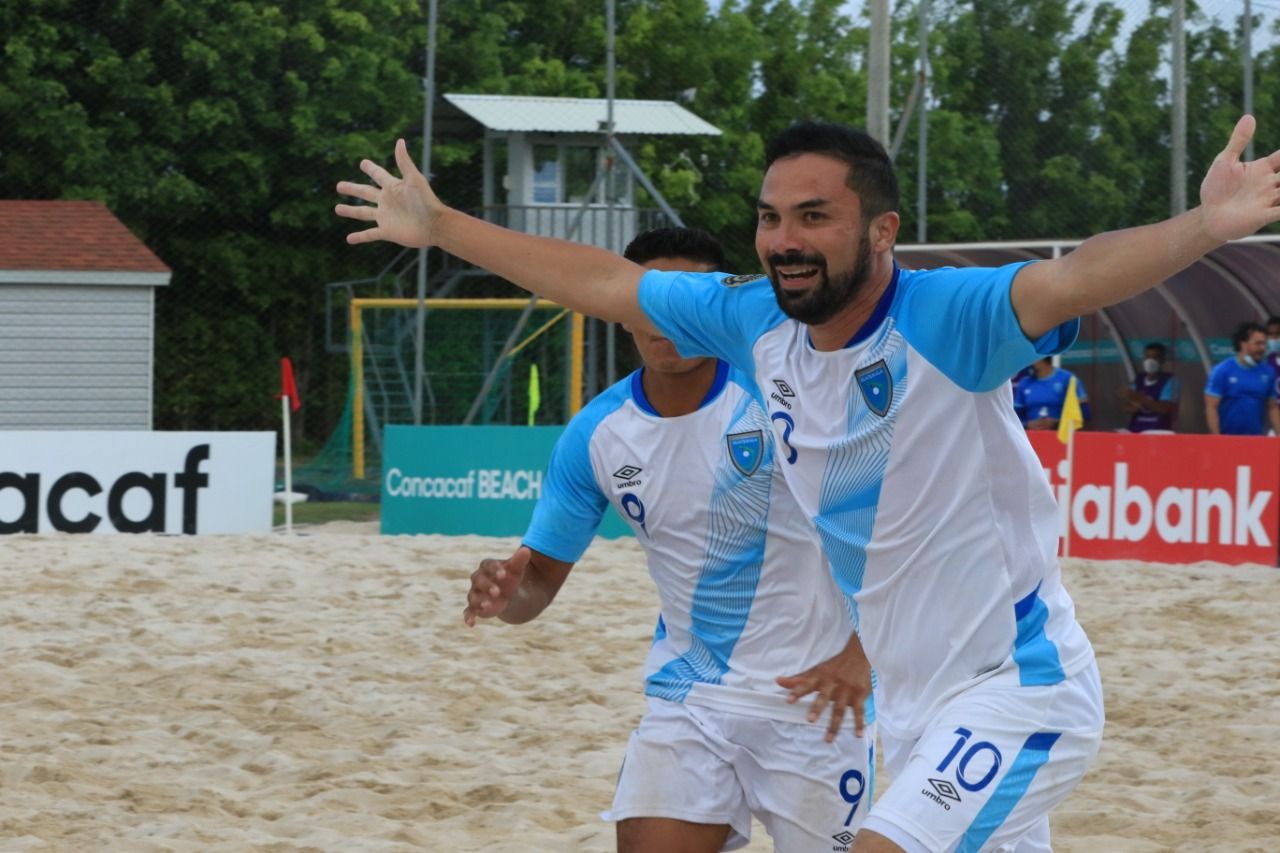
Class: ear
869,211,901,252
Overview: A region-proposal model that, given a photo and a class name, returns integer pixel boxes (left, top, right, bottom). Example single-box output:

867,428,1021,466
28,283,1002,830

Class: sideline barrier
1026,432,1280,566
0,431,274,534
380,425,630,538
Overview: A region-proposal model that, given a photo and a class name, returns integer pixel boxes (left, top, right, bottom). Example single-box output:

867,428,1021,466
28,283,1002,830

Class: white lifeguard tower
442,93,721,252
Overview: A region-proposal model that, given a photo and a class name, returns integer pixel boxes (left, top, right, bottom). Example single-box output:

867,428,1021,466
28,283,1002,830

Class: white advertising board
0,432,274,534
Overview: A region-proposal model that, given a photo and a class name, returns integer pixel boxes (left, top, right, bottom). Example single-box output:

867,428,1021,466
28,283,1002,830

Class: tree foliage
2,0,1276,436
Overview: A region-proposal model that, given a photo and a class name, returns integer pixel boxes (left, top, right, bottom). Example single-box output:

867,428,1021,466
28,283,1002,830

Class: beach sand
1,524,1276,851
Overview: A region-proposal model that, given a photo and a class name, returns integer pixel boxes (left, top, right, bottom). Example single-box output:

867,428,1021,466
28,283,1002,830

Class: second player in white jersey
526,359,864,722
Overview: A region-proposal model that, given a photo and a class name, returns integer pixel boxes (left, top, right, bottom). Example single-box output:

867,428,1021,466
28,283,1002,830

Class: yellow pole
351,302,365,480
569,312,585,416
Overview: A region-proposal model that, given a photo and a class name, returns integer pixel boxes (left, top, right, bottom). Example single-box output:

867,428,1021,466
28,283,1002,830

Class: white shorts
603,696,877,851
864,661,1105,853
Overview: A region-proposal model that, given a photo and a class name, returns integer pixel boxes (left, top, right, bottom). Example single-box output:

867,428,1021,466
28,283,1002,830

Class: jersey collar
804,263,902,350
631,359,729,417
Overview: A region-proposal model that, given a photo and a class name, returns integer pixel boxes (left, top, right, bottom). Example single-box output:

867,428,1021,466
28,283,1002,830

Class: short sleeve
522,416,609,564
1205,363,1227,398
637,269,784,379
895,262,1080,393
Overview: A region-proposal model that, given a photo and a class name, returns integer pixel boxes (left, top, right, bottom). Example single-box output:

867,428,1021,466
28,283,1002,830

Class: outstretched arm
1013,116,1280,339
336,139,653,331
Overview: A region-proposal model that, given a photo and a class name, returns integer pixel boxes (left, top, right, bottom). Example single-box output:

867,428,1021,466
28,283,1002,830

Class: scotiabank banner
1026,431,1280,566
0,432,274,534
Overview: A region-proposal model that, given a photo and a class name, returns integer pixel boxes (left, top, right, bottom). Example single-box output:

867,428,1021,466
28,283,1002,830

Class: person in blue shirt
1205,321,1280,435
1123,342,1179,432
339,114,1280,853
1014,356,1090,430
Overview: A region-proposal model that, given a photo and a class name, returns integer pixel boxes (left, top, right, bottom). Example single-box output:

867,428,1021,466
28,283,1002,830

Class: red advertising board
1025,431,1280,566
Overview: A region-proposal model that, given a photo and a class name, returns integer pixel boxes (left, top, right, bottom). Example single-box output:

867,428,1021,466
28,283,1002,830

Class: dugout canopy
895,235,1280,434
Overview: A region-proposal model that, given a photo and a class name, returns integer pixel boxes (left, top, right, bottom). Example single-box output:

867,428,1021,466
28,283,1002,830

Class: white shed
0,201,171,429
442,93,721,251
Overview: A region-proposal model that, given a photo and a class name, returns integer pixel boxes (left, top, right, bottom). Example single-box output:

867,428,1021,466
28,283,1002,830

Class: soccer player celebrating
338,115,1280,851
463,227,876,852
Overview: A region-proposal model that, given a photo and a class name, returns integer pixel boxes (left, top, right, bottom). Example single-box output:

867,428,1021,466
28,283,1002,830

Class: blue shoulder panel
893,262,1080,393
637,269,787,385
522,378,630,563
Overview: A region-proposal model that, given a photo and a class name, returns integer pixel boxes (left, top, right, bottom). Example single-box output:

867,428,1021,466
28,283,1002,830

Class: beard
766,229,873,326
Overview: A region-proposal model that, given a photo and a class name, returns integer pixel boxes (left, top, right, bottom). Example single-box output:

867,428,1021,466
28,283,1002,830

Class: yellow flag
1057,374,1084,444
527,363,541,426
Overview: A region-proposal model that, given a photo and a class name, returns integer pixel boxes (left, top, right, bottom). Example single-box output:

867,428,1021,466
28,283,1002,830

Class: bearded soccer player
339,115,1280,851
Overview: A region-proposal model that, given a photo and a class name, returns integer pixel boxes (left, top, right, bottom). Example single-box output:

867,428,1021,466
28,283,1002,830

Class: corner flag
1057,375,1083,444
278,358,301,412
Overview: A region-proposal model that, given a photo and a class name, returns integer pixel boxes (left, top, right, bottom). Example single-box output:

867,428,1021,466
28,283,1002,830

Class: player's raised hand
463,546,533,627
336,138,443,248
1198,115,1280,242
777,633,872,743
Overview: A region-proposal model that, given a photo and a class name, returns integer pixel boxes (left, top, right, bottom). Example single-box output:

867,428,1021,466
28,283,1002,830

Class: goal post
348,297,584,479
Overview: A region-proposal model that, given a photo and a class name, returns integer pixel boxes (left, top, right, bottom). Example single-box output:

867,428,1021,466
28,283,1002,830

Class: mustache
767,252,826,269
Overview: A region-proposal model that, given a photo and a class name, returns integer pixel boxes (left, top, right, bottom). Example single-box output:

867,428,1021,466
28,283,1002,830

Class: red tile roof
0,200,170,273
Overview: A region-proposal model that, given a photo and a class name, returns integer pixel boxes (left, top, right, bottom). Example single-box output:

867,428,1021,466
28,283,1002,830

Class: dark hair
623,227,725,270
764,120,900,220
1266,315,1280,329
1143,342,1167,359
1232,321,1265,351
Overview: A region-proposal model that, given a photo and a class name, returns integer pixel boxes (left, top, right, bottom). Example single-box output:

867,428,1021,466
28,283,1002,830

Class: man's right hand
336,138,443,249
463,546,533,627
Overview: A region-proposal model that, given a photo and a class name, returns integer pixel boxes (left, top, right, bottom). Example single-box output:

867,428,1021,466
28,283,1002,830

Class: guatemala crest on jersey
855,359,893,417
726,430,764,476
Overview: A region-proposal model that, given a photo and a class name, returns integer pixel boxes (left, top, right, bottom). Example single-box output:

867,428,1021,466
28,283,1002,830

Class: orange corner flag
1057,375,1083,444
278,357,301,412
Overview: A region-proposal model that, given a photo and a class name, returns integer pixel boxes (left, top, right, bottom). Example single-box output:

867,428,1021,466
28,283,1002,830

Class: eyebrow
755,197,832,211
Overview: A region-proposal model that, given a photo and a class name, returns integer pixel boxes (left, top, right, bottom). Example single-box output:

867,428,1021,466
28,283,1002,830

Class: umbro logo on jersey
831,830,855,850
923,778,961,810
612,465,643,489
771,379,796,410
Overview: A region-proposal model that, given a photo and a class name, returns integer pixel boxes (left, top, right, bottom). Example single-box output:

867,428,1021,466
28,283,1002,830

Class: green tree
0,0,424,438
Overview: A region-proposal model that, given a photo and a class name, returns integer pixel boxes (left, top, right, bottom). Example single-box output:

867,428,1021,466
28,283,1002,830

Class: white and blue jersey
524,361,863,724
639,265,1097,741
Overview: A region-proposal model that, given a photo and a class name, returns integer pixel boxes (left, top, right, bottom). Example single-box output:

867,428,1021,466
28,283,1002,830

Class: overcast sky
836,1,1279,50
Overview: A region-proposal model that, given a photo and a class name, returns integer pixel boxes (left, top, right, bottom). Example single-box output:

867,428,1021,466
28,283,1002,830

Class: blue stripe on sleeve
894,263,1079,393
637,269,785,384
521,381,630,563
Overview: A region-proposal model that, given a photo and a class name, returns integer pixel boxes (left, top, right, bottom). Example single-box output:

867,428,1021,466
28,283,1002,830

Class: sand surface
1,524,1276,851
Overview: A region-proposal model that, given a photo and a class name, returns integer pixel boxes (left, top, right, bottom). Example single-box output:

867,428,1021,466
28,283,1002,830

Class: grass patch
273,501,380,527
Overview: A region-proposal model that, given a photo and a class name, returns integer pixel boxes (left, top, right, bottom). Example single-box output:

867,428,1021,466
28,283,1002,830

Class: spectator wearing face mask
1205,322,1280,436
1122,342,1179,432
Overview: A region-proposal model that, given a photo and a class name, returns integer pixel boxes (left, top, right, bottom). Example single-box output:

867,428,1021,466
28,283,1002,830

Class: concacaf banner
0,432,274,534
1026,432,1280,566
381,425,631,539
